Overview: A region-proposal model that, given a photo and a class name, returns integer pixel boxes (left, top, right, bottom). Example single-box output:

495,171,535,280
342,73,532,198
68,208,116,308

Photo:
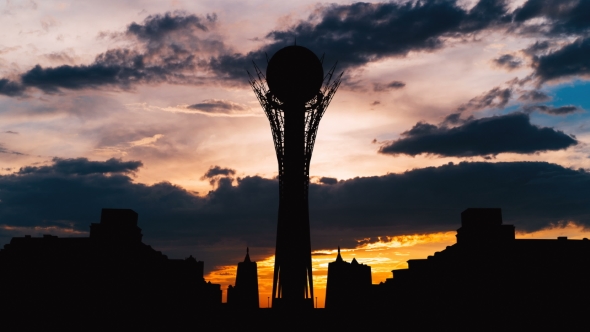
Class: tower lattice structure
249,60,342,308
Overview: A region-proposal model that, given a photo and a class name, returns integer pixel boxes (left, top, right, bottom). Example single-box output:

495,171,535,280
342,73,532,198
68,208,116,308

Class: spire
351,257,358,265
244,247,251,263
336,246,343,262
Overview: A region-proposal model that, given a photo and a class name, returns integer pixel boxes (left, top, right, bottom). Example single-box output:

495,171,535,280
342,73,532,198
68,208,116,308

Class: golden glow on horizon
205,223,590,308
515,222,590,239
205,231,457,308
0,225,88,236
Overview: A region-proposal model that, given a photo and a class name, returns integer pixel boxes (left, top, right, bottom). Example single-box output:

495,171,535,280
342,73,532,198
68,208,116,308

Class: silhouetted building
0,208,221,318
325,246,372,309
250,46,342,309
227,248,259,308
374,208,590,317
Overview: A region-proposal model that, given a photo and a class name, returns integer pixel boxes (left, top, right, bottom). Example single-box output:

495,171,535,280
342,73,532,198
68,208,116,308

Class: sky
1,0,590,307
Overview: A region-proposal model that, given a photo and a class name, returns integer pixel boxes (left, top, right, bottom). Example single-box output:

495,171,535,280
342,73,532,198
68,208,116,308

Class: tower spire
244,247,251,263
336,246,343,262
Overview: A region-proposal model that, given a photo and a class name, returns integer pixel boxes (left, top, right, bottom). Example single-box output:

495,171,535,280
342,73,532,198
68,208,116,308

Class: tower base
272,298,314,310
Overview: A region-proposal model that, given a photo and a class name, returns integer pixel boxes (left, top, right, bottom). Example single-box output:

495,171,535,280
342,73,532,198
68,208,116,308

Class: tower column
248,45,341,309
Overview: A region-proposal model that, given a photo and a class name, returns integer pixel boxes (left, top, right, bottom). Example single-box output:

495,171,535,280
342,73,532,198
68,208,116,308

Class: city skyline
1,0,590,308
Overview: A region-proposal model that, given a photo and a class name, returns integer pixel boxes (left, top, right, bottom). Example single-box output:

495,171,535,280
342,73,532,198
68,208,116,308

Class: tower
249,46,341,309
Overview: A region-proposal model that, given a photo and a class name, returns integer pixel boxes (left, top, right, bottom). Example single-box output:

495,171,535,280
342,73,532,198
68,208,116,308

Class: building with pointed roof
325,246,372,309
227,248,259,308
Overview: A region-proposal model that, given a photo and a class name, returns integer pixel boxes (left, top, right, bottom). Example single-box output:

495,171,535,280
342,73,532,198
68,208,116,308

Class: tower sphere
266,46,324,105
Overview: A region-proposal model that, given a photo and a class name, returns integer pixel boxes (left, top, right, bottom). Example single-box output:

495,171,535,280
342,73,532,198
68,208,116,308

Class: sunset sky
1,0,590,307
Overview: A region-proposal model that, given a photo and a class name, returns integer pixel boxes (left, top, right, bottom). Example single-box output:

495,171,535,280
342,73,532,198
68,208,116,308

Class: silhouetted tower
227,248,259,308
249,46,342,309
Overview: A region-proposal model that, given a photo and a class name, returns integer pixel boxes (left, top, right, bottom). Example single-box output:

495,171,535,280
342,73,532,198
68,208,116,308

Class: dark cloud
493,54,523,70
523,40,551,56
379,113,577,157
373,81,406,92
5,1,590,94
518,90,551,102
211,0,512,79
309,161,590,242
188,99,249,114
534,37,590,82
524,105,582,115
127,11,212,42
1,158,589,269
20,61,136,92
318,177,338,185
17,157,142,175
0,79,26,97
4,131,18,134
513,0,590,36
201,165,236,179
458,86,512,112
440,112,472,126
2,12,222,95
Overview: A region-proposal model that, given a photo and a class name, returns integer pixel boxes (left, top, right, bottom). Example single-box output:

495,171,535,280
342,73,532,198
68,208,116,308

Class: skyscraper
227,248,259,309
249,46,341,309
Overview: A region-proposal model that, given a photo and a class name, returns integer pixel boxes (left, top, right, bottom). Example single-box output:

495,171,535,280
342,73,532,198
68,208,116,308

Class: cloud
201,165,236,180
17,157,142,175
187,99,250,115
43,51,78,64
4,1,589,94
318,177,337,185
126,11,213,42
378,113,577,157
210,0,512,79
534,37,590,82
492,54,523,70
373,81,406,92
524,105,582,115
457,86,512,112
0,12,225,95
513,0,590,36
129,134,164,147
4,131,18,134
0,79,26,97
518,90,551,102
0,144,24,155
1,158,590,269
2,1,590,95
523,40,551,56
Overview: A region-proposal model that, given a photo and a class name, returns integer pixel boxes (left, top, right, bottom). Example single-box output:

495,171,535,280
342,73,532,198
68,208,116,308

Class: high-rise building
325,247,372,309
0,208,221,317
249,46,341,309
227,248,259,308
374,208,590,317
